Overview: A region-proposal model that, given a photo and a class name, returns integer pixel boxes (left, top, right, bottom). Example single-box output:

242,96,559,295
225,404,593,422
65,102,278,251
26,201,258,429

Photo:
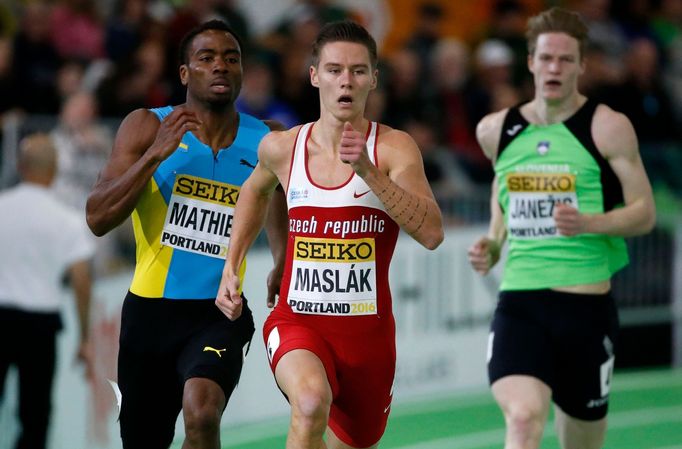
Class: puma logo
240,158,256,169
353,190,371,198
506,124,522,136
203,346,226,358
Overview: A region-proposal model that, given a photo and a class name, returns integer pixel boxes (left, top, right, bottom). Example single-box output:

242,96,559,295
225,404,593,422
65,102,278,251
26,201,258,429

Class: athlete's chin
541,91,568,103
205,95,234,108
333,107,360,121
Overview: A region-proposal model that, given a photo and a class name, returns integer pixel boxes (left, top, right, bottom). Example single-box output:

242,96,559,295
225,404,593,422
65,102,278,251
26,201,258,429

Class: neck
316,112,368,153
530,94,585,125
184,100,239,151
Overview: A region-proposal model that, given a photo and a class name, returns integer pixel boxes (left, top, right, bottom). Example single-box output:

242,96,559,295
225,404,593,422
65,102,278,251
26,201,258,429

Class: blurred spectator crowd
0,0,681,274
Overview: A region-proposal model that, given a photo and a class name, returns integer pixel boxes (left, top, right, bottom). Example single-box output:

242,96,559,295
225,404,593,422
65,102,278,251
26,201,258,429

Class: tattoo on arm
376,178,430,235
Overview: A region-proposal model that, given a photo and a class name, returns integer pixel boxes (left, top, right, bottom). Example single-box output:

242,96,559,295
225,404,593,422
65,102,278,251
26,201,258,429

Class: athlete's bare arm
216,129,295,318
469,177,506,275
468,110,508,275
340,122,443,249
262,121,290,308
86,107,201,236
554,105,656,237
475,109,508,161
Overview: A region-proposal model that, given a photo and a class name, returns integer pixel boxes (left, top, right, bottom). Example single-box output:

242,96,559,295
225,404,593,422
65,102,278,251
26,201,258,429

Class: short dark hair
526,7,589,59
311,20,378,68
178,19,243,65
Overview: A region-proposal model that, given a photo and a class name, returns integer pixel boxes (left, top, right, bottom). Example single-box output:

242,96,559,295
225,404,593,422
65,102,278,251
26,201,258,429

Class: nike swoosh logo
203,346,226,358
354,190,371,198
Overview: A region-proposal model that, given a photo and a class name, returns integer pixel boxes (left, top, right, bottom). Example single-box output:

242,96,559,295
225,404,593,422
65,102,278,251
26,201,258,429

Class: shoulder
376,124,418,149
111,108,160,153
262,125,301,148
592,104,638,159
476,108,508,160
258,125,302,166
117,108,160,140
375,124,423,171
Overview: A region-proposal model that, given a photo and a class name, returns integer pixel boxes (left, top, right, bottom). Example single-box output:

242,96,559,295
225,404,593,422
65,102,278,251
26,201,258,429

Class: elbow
85,196,116,236
85,203,113,237
422,228,444,250
638,200,657,235
642,210,656,234
86,214,107,237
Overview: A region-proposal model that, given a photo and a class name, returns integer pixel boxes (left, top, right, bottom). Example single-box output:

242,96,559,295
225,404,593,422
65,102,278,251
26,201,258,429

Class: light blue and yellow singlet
129,106,269,299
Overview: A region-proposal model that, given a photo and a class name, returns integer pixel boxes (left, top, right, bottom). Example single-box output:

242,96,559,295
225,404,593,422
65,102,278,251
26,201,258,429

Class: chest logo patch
536,140,550,156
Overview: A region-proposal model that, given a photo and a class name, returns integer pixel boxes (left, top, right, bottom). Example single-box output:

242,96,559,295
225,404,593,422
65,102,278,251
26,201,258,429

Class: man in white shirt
0,133,95,449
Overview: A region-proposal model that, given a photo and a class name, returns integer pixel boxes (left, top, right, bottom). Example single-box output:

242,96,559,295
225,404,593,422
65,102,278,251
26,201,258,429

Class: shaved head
18,133,57,183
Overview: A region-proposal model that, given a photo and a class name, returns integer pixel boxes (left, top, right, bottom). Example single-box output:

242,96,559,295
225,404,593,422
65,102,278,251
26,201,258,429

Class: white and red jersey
276,121,400,333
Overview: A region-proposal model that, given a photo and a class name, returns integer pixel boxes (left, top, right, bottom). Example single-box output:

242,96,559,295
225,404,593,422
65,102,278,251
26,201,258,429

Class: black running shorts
117,291,255,449
487,289,619,421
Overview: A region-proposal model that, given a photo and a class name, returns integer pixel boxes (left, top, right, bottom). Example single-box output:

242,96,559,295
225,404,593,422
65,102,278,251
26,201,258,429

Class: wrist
144,145,165,165
581,213,598,234
223,264,240,278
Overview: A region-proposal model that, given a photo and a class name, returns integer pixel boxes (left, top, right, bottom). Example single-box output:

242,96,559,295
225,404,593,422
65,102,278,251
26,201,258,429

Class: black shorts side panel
488,289,619,421
178,301,255,404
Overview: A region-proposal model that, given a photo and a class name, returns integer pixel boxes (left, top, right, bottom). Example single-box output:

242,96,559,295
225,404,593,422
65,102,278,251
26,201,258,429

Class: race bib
161,175,239,258
506,172,578,239
288,236,377,316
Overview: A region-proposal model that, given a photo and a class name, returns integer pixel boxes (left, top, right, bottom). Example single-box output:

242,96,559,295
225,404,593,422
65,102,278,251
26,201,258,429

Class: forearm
488,195,507,247
363,165,443,249
224,185,273,276
86,152,160,236
584,198,656,237
264,188,288,269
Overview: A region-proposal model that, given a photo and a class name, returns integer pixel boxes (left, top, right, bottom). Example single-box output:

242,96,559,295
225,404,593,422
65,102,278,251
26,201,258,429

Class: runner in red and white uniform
216,21,444,449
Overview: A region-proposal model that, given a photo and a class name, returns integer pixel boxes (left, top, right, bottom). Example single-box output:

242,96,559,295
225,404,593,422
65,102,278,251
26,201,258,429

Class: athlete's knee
183,403,221,440
182,386,224,440
505,403,546,436
289,381,332,428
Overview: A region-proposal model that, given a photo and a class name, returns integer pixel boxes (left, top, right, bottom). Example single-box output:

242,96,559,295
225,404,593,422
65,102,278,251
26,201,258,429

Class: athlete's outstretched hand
149,105,202,162
339,121,371,175
215,273,243,321
467,236,501,275
554,202,586,236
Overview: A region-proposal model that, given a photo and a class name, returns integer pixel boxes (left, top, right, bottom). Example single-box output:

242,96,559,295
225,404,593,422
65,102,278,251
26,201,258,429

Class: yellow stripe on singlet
130,178,172,297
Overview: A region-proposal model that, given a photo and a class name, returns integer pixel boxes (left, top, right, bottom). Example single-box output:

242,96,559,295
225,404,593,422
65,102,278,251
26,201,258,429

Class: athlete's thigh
491,375,552,417
264,316,339,399
118,298,183,448
275,348,333,404
552,292,618,421
554,405,607,449
178,304,255,403
327,426,379,449
328,326,396,449
488,291,554,387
